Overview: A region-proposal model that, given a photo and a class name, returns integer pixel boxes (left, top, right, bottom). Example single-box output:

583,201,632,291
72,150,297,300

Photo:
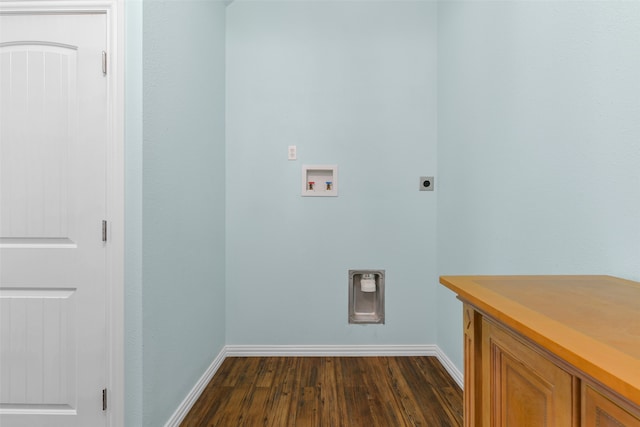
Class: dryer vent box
349,270,385,324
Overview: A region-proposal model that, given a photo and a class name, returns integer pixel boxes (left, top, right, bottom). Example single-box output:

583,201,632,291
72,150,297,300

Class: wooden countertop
440,275,640,406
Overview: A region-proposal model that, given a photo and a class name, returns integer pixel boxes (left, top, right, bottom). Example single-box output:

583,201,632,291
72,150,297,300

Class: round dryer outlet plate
419,176,435,191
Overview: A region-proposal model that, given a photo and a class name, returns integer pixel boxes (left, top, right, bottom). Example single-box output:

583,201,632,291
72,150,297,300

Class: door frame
0,1,125,426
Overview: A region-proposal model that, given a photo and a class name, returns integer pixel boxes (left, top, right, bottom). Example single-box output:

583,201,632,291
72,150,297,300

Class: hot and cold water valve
302,165,338,197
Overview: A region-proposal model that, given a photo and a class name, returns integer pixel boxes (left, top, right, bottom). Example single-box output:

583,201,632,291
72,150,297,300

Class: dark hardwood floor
181,356,462,427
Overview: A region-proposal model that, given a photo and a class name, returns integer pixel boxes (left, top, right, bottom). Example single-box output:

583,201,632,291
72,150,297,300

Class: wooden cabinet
441,276,640,427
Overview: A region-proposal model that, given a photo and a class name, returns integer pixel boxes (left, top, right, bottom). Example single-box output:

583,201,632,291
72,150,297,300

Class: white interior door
0,11,108,427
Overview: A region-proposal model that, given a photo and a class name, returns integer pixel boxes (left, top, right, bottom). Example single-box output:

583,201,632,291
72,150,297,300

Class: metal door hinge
102,51,107,75
102,220,107,242
102,388,107,411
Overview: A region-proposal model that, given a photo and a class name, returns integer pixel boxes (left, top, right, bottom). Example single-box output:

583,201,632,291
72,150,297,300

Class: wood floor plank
360,357,411,427
202,386,248,426
287,358,322,426
296,386,319,427
241,386,271,426
396,357,454,426
285,359,304,427
264,357,296,427
318,357,344,427
336,359,366,426
385,357,432,426
180,356,462,427
255,357,278,388
412,357,463,426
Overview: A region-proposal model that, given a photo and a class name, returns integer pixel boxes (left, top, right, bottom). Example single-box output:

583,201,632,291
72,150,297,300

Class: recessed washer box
301,165,337,197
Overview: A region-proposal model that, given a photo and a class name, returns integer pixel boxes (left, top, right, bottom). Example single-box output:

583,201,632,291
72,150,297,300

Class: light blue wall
225,1,438,345
125,0,143,425
437,0,640,370
140,1,226,426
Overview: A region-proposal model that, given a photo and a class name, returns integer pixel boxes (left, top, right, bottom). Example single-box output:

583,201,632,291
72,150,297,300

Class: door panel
0,12,107,427
0,289,76,409
1,44,76,239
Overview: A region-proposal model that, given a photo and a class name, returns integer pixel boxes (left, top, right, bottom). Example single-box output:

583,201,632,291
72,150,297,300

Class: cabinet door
482,319,575,427
583,383,640,427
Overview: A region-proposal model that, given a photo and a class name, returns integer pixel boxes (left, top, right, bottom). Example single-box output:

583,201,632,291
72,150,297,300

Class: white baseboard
432,346,464,389
164,346,228,427
225,344,464,389
225,344,439,357
165,344,463,426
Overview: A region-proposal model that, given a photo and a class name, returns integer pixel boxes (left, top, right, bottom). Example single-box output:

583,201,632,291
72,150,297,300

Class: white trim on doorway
0,2,125,426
